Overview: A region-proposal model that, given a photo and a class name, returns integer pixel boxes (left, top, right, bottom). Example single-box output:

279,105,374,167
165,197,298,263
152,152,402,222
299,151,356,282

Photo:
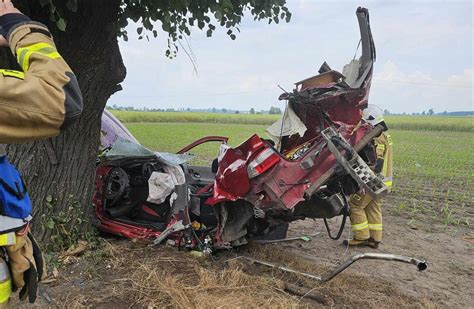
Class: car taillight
247,148,280,179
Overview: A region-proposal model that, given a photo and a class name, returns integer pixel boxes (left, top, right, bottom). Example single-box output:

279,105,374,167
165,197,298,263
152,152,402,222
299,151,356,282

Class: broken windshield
104,137,195,165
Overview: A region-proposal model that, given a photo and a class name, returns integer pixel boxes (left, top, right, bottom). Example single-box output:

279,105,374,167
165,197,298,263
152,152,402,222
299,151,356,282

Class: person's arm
0,1,83,143
374,133,388,174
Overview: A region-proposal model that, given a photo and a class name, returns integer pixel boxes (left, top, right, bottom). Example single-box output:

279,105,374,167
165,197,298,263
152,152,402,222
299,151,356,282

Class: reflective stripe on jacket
0,22,83,143
374,132,393,191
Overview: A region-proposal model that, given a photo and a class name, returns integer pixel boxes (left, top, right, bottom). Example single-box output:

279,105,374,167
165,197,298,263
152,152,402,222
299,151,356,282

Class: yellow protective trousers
349,192,383,242
0,256,11,308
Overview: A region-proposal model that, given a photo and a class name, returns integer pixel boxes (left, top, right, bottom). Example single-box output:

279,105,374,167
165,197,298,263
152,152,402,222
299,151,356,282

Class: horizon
107,104,473,115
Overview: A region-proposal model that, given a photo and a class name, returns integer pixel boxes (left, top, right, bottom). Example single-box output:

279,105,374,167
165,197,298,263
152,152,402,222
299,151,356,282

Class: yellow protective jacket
0,21,83,144
374,132,393,191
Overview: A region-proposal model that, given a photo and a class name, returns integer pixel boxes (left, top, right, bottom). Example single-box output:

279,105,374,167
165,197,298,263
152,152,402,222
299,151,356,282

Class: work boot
368,238,380,249
342,239,369,247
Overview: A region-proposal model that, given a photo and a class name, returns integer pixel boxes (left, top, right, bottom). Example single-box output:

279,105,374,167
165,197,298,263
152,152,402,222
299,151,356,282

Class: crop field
391,130,473,227
112,110,473,132
111,110,280,125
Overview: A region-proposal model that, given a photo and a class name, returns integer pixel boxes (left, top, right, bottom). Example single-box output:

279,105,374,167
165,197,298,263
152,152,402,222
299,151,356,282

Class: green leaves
36,1,290,57
46,218,55,230
56,17,67,31
38,0,68,31
197,20,205,30
66,0,78,12
162,22,170,32
113,0,291,58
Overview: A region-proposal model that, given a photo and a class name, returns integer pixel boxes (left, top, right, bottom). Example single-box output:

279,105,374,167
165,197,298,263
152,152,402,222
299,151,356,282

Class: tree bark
4,0,126,246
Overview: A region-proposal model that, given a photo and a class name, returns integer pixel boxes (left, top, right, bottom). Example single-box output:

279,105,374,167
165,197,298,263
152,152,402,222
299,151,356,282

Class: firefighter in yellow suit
0,0,83,306
343,105,393,249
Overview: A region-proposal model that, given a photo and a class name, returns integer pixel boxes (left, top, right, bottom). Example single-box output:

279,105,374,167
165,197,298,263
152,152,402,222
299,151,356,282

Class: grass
385,115,473,132
392,130,473,179
389,130,473,227
50,240,432,308
111,110,474,132
55,241,305,308
124,120,473,227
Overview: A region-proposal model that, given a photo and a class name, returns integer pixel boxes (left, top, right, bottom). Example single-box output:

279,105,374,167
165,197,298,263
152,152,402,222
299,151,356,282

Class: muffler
234,252,427,283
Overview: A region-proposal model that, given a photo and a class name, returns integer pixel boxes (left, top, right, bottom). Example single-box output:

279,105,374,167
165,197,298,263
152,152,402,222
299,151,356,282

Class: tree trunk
5,0,126,247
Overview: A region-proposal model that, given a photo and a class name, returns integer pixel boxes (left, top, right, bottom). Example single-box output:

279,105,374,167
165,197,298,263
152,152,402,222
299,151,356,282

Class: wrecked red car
93,8,387,250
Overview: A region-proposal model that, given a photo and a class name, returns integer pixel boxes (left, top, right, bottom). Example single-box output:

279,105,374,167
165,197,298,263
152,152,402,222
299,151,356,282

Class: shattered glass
106,137,156,157
105,137,195,165
155,152,196,166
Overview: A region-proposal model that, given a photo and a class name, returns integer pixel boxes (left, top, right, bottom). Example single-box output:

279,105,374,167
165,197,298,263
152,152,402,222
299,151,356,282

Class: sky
108,0,473,114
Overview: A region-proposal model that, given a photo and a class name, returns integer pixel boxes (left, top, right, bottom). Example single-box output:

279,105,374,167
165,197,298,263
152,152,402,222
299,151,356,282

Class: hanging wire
352,38,362,60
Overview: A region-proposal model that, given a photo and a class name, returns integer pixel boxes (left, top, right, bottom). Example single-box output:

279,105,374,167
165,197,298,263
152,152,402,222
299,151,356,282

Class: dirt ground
284,208,474,308
13,197,473,308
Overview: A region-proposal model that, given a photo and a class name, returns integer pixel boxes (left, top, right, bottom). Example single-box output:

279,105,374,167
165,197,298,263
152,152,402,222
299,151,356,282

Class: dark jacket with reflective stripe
0,21,83,143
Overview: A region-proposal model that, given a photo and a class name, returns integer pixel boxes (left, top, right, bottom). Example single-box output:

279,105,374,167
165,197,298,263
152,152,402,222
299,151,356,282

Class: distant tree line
383,108,473,116
107,105,471,116
106,104,282,115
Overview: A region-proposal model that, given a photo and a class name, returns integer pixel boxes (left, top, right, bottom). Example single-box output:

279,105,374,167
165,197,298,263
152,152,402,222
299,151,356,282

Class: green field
111,110,279,125
391,129,473,226
125,122,267,162
112,110,474,132
123,115,473,227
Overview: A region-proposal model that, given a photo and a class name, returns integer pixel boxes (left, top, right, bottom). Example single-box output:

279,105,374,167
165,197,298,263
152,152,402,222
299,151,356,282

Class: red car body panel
208,134,266,204
177,136,229,154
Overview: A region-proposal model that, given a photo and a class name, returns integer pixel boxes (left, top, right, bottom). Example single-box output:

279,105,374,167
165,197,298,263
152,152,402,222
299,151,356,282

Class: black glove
374,158,384,174
7,232,44,303
19,232,43,303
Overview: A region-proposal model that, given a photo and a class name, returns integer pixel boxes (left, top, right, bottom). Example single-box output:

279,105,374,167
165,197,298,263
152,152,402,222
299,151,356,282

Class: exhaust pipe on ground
234,253,427,283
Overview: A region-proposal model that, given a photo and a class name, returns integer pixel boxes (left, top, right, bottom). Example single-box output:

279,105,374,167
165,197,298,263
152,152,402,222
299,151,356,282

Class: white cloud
447,69,473,87
375,60,434,84
371,61,473,113
375,61,473,88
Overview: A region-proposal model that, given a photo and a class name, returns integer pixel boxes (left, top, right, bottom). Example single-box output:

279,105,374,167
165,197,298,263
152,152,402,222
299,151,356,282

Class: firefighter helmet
362,105,387,130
